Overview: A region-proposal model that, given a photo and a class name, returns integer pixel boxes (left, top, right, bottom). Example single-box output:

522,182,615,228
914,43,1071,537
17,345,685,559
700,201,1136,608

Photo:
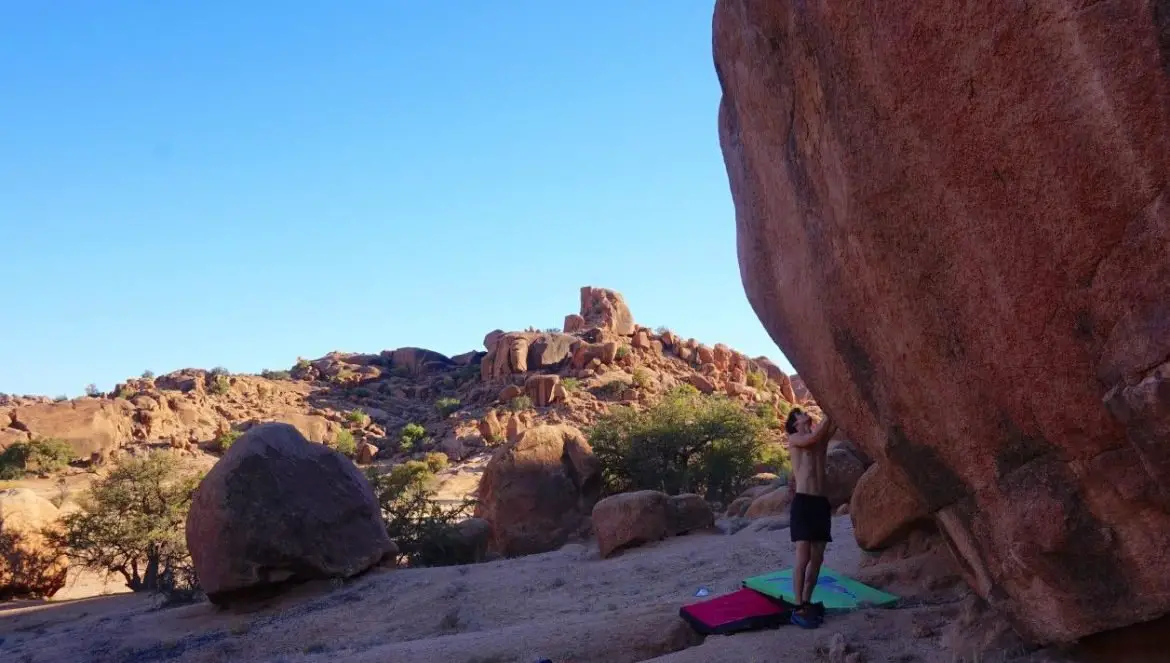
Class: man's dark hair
784,407,806,435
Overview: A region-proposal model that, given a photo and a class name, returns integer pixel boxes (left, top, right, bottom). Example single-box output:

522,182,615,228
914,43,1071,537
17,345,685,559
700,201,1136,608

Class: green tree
47,452,201,592
588,387,767,503
0,438,75,479
366,462,476,567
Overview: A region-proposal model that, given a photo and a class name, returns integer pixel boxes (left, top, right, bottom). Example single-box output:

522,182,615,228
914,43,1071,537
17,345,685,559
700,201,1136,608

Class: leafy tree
588,387,769,503
0,438,75,479
47,452,201,592
365,461,476,567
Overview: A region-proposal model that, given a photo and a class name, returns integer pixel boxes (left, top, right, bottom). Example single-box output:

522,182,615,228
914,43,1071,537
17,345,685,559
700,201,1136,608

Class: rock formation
714,0,1170,643
185,423,395,604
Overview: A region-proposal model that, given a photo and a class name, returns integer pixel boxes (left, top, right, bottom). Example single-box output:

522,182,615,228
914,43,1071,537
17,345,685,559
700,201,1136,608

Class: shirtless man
784,407,837,628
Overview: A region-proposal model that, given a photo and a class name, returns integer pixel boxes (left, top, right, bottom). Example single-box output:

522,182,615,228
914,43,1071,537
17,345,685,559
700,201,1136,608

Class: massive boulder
8,400,134,459
714,0,1170,643
185,423,395,604
474,424,602,556
0,489,68,600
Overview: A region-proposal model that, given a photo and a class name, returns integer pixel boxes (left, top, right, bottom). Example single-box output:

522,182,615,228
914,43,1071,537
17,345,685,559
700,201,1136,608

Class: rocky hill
1,286,807,476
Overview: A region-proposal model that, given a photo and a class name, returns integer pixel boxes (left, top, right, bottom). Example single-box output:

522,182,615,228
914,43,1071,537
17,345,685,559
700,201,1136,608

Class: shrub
654,326,670,335
756,403,783,430
209,366,229,377
391,365,411,379
776,399,794,420
435,397,461,418
399,423,427,452
424,451,449,473
116,385,136,399
0,438,76,479
595,379,628,399
85,384,101,397
47,452,201,593
588,387,766,503
213,430,242,453
334,430,357,457
561,377,580,392
142,370,155,379
345,409,371,427
615,345,631,360
746,370,767,390
507,395,533,412
209,375,230,395
54,394,68,402
631,369,652,390
365,462,477,568
294,358,311,371
260,369,291,380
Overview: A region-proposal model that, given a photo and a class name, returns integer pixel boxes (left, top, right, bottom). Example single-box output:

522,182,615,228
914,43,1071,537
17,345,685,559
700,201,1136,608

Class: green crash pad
742,567,899,612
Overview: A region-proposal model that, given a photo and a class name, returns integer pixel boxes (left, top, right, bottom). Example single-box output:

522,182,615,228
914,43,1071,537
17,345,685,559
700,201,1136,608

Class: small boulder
593,491,669,558
850,463,933,550
479,410,503,444
186,423,395,605
563,314,586,334
474,425,601,557
593,491,715,558
499,384,524,402
744,486,793,519
528,334,576,370
524,374,561,407
824,444,867,508
665,494,715,535
355,442,379,465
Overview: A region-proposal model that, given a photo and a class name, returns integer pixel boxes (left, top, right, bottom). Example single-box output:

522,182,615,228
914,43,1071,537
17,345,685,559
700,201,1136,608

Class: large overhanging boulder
713,0,1170,644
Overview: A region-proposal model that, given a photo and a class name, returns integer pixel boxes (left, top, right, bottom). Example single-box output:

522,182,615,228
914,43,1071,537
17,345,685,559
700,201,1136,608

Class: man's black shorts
790,492,832,542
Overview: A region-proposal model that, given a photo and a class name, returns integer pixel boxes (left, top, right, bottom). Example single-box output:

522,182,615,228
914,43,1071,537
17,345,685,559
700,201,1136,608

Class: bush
596,379,628,399
756,403,783,430
334,430,357,457
561,377,580,392
435,397,461,418
588,387,767,503
260,369,291,380
399,423,427,452
47,452,201,593
632,369,652,390
366,462,476,568
345,409,371,427
54,395,68,402
746,370,767,390
391,365,411,379
615,345,631,360
507,395,533,412
0,438,76,479
776,399,793,420
423,451,449,473
294,358,311,371
142,370,155,379
116,385,136,399
85,384,101,397
209,366,229,377
213,430,242,453
209,375,230,395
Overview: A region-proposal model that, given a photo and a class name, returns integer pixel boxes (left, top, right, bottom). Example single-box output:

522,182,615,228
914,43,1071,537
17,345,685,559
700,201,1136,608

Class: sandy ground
1,516,1126,663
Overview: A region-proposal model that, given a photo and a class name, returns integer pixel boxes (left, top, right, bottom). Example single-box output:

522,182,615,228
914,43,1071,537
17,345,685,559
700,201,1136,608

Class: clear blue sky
0,1,793,397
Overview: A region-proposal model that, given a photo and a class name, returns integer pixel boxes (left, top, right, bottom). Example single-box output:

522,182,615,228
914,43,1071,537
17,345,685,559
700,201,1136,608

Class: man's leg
802,541,826,605
793,540,810,608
